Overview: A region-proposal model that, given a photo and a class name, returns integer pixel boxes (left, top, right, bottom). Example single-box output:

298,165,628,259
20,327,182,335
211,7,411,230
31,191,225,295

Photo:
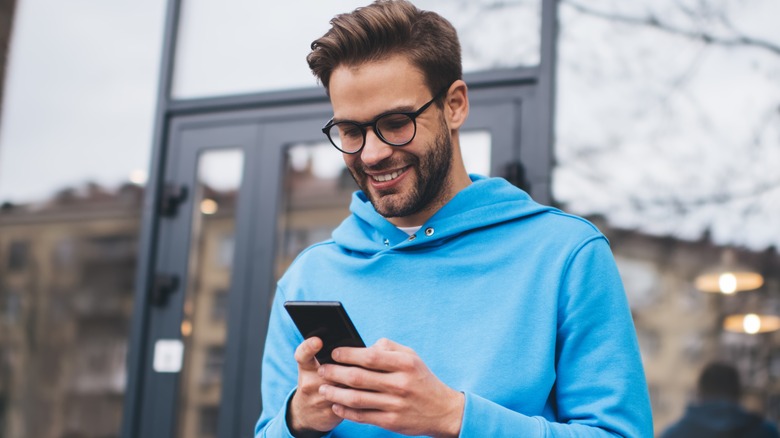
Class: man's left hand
317,338,465,438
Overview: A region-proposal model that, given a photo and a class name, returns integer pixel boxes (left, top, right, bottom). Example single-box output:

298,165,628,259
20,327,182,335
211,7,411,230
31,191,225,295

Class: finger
372,337,415,354
332,344,415,373
294,337,323,371
319,384,398,411
331,404,392,429
320,358,419,396
319,362,387,392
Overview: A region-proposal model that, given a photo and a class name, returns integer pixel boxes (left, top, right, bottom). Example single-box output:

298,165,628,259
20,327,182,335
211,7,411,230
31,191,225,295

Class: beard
348,126,453,219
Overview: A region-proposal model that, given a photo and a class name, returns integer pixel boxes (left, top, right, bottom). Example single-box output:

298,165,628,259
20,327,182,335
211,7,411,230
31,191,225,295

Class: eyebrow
331,103,419,125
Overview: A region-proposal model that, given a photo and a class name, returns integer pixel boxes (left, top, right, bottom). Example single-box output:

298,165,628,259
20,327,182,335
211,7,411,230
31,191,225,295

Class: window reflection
173,1,541,98
176,149,244,438
275,142,355,279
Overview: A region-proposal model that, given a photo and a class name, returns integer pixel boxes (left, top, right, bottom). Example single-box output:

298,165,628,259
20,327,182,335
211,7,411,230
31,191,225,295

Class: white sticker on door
153,339,184,373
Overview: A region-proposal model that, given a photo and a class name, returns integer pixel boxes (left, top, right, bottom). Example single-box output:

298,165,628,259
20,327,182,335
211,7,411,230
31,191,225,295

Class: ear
444,80,469,131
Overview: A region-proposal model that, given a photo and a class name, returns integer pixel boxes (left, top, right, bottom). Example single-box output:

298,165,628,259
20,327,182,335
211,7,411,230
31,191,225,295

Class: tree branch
562,0,780,57
629,179,780,213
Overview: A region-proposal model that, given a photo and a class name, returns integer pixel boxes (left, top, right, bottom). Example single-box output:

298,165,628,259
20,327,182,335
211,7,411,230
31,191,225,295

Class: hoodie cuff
459,392,542,438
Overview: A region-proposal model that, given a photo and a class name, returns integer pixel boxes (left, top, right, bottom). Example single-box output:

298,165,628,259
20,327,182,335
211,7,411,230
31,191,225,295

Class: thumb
294,337,323,370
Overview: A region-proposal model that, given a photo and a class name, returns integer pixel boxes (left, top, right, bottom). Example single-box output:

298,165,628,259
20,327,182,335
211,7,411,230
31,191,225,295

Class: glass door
135,122,259,438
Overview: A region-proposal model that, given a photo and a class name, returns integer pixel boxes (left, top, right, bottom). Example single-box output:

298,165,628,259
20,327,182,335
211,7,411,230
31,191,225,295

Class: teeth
373,168,405,182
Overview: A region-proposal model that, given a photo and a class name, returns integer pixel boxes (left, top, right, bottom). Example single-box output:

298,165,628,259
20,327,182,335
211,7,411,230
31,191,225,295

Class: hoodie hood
331,175,555,254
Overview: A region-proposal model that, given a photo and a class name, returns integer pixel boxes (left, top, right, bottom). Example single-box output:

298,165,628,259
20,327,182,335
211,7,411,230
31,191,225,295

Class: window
210,289,228,322
216,233,234,268
1,291,21,325
7,240,29,271
173,1,541,98
200,346,224,387
198,405,219,437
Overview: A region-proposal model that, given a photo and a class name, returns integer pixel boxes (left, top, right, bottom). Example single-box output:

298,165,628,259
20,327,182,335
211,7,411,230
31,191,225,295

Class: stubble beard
349,129,453,220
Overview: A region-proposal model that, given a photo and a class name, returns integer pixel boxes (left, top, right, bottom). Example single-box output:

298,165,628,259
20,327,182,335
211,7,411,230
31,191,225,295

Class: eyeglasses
322,87,448,154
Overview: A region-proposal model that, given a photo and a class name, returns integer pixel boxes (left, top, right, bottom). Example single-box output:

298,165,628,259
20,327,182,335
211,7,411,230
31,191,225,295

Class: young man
256,1,653,437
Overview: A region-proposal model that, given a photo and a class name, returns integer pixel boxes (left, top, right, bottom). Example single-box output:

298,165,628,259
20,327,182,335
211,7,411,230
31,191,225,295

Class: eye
338,123,363,139
378,114,413,132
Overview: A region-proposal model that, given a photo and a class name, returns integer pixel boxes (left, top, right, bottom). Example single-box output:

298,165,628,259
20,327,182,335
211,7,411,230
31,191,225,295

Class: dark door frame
121,1,558,437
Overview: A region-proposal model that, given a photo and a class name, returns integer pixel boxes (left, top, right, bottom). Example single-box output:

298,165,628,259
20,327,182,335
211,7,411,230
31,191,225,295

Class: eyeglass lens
327,113,416,153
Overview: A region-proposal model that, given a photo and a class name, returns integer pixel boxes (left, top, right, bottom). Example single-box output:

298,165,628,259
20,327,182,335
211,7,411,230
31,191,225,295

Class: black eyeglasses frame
321,86,449,154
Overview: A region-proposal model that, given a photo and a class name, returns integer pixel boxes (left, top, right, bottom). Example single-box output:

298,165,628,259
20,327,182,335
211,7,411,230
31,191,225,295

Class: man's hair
698,362,741,402
307,0,462,97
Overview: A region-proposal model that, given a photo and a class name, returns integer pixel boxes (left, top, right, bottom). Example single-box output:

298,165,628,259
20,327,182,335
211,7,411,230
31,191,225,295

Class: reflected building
602,221,780,430
0,183,141,438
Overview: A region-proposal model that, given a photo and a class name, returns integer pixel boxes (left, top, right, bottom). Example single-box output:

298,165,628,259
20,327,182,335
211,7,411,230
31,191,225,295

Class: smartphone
283,301,365,365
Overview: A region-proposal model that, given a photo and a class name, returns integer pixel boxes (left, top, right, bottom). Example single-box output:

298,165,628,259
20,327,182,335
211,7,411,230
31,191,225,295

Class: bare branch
562,0,780,57
629,179,780,212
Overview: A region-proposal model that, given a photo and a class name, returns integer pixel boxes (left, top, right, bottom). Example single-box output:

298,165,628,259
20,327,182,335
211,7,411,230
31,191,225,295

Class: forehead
328,55,430,121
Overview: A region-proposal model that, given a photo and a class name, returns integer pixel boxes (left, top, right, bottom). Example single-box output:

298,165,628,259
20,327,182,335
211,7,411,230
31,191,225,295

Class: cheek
343,155,358,169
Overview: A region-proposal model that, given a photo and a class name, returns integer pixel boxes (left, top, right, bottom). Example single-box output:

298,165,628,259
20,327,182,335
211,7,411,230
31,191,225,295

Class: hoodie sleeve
459,237,654,437
255,288,334,438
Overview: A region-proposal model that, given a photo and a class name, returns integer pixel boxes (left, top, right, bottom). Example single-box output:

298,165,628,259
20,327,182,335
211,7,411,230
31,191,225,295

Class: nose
359,128,394,167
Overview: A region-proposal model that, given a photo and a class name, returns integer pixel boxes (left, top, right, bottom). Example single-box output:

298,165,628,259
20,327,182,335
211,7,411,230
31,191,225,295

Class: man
661,362,779,438
255,1,652,436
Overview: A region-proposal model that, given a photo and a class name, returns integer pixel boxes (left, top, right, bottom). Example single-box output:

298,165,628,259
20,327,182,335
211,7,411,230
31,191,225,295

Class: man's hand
317,338,465,438
287,337,343,436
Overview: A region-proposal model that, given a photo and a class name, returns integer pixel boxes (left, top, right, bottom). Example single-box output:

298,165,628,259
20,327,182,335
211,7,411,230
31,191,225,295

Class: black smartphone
283,301,365,365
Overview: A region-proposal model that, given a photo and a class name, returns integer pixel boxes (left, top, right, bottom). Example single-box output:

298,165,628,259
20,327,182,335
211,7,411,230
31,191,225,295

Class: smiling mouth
371,166,409,182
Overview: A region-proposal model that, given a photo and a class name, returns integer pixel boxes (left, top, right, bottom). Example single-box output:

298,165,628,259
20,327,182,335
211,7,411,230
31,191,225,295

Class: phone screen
284,301,365,365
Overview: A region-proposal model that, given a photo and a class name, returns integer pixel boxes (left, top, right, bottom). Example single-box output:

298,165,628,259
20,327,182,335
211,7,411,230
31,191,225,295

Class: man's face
328,56,454,226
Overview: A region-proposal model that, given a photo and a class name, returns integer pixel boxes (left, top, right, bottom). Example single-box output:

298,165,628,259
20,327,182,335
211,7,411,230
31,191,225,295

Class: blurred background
0,0,778,437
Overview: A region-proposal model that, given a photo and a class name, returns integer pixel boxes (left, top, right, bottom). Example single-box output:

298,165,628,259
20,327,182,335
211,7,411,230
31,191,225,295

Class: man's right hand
287,337,343,437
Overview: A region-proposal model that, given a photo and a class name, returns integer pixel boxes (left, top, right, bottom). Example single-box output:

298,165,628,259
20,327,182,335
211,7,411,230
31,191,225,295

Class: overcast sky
0,1,166,202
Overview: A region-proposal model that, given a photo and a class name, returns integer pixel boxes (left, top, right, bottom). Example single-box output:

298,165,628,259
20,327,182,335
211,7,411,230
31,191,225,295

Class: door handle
160,183,188,217
151,273,180,307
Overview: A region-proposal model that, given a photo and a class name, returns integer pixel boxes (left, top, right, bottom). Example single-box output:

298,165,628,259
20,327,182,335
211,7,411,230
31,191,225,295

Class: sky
0,0,166,202
0,0,777,250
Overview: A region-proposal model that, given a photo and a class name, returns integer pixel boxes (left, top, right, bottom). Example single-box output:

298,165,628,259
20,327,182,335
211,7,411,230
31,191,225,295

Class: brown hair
307,0,462,97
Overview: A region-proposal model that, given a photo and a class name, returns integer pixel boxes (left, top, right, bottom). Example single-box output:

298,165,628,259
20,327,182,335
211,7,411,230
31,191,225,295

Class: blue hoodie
255,175,653,437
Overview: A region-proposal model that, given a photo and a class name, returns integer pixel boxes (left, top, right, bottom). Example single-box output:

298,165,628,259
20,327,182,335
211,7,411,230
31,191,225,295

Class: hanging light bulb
743,314,761,334
718,273,738,294
723,313,780,334
695,249,764,294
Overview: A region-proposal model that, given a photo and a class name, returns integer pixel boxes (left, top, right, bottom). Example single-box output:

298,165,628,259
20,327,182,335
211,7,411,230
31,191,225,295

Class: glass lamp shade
695,249,764,294
695,271,765,294
723,313,780,334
